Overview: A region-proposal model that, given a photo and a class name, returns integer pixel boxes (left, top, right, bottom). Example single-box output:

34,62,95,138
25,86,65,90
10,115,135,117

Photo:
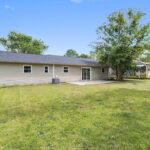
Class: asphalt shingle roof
0,51,100,66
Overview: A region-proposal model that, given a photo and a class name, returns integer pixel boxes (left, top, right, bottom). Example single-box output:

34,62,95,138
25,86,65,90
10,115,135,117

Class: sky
0,0,150,55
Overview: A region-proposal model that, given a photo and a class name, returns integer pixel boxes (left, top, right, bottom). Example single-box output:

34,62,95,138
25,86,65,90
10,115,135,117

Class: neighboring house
134,61,150,78
108,61,150,79
124,61,150,78
0,51,108,85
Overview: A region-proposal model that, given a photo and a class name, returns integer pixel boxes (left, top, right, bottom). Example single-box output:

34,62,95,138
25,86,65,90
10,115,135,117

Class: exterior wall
92,67,108,80
0,63,53,85
0,62,108,85
55,65,81,82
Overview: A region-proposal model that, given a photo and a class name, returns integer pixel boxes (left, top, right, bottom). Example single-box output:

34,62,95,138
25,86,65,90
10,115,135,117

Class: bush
140,72,147,78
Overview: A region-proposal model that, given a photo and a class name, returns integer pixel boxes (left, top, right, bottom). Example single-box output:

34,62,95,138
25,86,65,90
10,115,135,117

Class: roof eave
0,60,101,67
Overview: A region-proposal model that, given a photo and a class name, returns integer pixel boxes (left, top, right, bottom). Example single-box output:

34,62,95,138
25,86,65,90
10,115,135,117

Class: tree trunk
117,72,123,81
116,66,118,80
116,66,123,81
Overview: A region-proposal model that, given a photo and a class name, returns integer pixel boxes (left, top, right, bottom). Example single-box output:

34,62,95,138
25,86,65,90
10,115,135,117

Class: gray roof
0,51,100,66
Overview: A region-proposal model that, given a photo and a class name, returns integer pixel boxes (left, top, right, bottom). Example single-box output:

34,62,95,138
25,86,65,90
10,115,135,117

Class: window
24,66,32,73
44,66,49,73
64,67,69,73
102,68,105,73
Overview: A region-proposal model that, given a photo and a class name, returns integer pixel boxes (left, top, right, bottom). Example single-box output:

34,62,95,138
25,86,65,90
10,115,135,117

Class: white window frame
63,66,69,73
44,66,49,73
23,65,32,74
81,67,92,80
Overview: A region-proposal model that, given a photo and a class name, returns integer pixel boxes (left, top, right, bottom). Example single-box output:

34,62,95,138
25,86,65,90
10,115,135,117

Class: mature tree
79,53,90,58
141,49,150,62
0,31,48,54
95,9,150,80
64,49,79,57
142,54,150,62
89,51,96,59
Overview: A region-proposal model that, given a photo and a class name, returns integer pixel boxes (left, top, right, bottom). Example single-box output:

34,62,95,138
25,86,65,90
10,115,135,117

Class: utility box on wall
52,78,60,84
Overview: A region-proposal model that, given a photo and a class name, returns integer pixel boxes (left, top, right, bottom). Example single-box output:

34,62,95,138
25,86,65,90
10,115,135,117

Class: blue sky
0,0,150,55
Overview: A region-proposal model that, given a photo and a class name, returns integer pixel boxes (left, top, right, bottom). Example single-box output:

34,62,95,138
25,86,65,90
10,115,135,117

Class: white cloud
4,5,15,11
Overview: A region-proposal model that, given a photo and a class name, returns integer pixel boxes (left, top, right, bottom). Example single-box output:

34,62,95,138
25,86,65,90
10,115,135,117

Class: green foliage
0,80,150,149
64,49,92,58
140,72,147,78
64,49,79,57
0,31,48,54
95,9,150,80
141,52,150,62
127,73,147,79
89,51,96,59
79,53,90,58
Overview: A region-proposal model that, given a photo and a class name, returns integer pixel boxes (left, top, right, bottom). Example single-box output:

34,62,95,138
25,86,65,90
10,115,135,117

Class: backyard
0,80,150,150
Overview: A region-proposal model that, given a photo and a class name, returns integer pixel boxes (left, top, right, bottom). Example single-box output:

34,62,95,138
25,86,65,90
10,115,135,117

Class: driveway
67,80,115,85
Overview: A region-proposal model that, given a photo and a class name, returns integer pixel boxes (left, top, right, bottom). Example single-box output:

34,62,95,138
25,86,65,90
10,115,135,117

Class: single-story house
0,51,108,85
135,61,150,78
124,61,150,78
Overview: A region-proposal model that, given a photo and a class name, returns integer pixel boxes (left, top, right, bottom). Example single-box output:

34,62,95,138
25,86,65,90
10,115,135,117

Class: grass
0,80,150,150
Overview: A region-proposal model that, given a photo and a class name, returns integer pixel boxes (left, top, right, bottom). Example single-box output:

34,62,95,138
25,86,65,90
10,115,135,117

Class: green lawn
0,80,150,150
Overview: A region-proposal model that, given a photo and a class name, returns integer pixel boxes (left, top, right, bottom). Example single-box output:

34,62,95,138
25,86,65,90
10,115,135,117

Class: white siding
0,63,108,85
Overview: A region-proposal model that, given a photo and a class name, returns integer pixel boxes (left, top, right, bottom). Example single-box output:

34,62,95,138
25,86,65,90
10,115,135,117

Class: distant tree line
0,32,95,59
64,49,96,59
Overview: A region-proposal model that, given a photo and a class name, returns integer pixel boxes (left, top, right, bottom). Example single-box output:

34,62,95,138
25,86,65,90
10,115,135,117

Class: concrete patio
67,80,115,85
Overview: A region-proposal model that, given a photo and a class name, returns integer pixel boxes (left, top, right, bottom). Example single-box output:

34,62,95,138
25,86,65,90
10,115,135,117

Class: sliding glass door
82,68,91,80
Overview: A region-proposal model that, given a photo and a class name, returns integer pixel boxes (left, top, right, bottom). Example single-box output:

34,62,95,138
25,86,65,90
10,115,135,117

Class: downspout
53,64,55,78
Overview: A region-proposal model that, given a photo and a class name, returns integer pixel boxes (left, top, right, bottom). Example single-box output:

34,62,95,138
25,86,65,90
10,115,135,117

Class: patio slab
67,80,115,85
